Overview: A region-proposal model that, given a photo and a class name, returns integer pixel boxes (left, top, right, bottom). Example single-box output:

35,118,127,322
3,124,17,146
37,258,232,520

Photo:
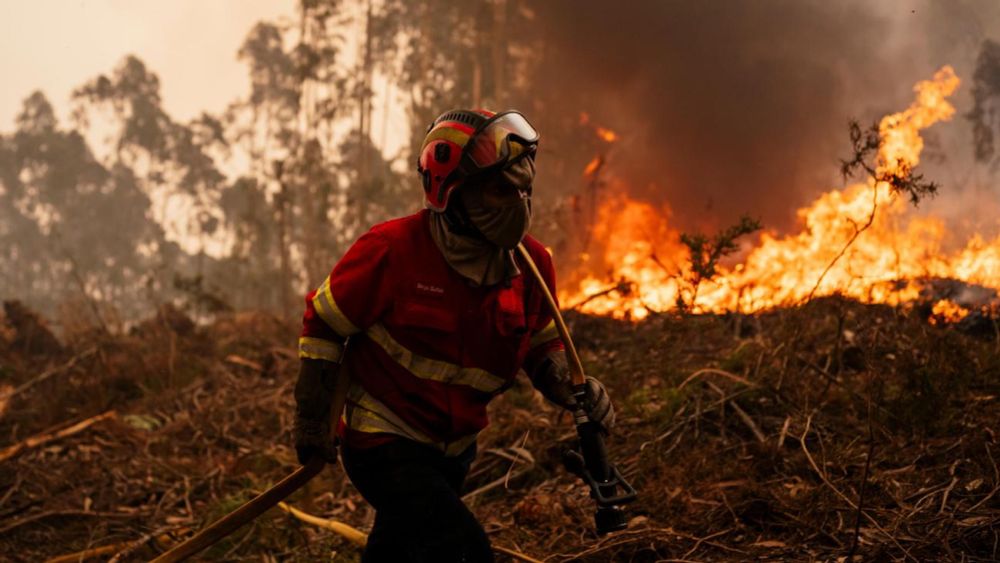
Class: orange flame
929,299,970,325
596,127,618,143
578,112,618,142
560,66,1000,320
583,156,603,176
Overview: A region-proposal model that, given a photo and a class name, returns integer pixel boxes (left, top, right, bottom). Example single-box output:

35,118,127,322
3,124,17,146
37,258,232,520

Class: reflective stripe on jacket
300,209,563,455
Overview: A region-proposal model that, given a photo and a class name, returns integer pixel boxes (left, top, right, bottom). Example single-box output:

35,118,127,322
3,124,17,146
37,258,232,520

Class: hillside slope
0,299,997,561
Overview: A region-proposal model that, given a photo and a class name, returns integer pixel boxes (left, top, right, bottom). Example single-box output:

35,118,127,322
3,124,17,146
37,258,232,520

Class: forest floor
0,297,998,562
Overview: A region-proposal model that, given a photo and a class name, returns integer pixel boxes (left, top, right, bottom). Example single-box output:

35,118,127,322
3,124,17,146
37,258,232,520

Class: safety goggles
459,110,539,177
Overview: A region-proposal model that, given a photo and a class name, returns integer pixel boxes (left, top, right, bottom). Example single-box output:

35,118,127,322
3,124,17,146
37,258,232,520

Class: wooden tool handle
152,369,351,562
515,244,586,386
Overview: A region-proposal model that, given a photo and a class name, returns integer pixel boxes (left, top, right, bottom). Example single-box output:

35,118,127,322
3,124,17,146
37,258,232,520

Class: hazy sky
0,0,297,129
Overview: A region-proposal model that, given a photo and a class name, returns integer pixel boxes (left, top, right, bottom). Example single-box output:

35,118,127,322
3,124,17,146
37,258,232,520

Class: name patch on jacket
415,282,446,298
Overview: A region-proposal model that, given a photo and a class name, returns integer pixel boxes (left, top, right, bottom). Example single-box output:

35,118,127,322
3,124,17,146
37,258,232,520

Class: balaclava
429,156,535,286
460,158,533,249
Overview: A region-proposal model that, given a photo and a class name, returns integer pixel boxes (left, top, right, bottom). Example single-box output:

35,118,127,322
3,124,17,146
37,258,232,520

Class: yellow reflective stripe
424,127,470,148
298,336,344,362
366,323,506,393
347,383,430,442
345,384,478,456
312,276,360,337
529,319,560,349
349,409,422,440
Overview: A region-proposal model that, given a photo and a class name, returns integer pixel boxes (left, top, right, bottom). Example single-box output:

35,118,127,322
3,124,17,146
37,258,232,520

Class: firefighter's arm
293,290,348,465
521,243,614,432
293,230,393,464
293,356,342,465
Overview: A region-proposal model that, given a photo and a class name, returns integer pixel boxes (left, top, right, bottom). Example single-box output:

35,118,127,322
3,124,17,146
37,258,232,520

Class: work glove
579,376,615,433
293,358,340,465
528,351,616,433
293,417,338,465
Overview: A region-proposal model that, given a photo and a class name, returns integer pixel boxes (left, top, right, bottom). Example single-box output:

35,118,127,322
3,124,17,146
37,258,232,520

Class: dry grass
0,298,997,561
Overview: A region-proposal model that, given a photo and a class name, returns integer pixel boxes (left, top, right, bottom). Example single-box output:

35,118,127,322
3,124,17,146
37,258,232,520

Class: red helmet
417,108,539,212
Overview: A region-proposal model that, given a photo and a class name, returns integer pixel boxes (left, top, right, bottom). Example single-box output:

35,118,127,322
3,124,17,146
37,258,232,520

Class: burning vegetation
561,67,999,330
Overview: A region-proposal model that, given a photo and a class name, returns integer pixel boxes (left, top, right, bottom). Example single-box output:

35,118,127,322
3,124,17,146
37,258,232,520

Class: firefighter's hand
579,376,616,434
293,418,338,465
527,351,614,432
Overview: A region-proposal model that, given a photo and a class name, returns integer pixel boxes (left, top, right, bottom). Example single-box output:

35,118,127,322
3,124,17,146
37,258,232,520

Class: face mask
460,183,532,250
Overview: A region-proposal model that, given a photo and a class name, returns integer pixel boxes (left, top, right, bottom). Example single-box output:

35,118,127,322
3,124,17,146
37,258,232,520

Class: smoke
520,0,1000,233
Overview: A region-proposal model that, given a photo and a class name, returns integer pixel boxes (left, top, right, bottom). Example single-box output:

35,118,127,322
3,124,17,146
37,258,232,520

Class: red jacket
300,209,563,455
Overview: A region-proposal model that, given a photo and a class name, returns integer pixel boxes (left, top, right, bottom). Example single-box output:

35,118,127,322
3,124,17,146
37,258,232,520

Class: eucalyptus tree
71,56,228,313
0,91,168,321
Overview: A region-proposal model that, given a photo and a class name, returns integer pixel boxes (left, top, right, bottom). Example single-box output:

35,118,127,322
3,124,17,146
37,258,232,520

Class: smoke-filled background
2,0,1000,321
522,0,999,231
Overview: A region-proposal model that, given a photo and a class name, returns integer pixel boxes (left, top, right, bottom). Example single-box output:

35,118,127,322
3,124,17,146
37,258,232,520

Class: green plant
678,215,762,311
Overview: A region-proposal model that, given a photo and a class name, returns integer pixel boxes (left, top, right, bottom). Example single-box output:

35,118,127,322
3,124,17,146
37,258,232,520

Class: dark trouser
341,439,494,563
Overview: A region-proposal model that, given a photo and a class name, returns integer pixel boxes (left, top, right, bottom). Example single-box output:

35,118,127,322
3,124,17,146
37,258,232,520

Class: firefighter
293,109,615,563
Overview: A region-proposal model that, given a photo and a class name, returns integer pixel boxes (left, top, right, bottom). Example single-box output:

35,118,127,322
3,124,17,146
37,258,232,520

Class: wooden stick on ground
0,410,115,463
278,501,545,563
44,528,187,563
45,542,133,563
277,501,367,547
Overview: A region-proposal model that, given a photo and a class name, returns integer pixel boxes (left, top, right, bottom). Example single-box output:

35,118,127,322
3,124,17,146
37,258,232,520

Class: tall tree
71,56,228,306
0,91,169,320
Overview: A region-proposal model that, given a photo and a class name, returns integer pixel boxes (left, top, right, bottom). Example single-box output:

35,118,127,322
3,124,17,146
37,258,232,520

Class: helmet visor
463,111,539,174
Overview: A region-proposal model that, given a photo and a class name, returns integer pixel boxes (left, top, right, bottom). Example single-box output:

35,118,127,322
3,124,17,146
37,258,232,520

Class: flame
560,66,1000,321
583,156,603,176
578,112,618,142
596,127,618,143
929,299,970,325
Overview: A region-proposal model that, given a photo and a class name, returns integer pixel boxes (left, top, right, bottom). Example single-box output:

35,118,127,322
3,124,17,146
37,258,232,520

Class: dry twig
0,410,116,463
1,347,96,407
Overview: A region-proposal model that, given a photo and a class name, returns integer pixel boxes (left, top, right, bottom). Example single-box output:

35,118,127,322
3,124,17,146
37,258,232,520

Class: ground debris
0,296,997,561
